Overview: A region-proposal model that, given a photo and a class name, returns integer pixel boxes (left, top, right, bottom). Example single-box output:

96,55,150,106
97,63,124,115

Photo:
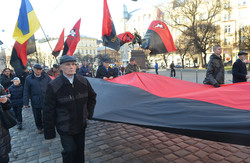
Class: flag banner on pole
141,20,177,54
88,72,250,146
10,35,36,76
52,29,64,57
13,0,40,44
102,0,120,51
62,19,81,56
118,32,135,46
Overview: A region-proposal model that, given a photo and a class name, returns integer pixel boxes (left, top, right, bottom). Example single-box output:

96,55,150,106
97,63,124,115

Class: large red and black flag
102,0,120,51
10,35,36,76
52,28,64,57
62,19,81,56
118,32,135,46
141,20,177,54
88,72,250,146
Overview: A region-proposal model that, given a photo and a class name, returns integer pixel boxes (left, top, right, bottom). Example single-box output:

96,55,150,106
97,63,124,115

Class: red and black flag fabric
62,19,81,56
10,35,36,76
118,32,135,46
141,20,177,54
52,28,64,57
102,0,120,51
88,72,250,146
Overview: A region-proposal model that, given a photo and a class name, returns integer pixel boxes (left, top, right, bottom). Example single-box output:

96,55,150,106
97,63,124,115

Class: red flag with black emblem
52,28,64,57
102,0,120,51
141,20,177,54
62,19,81,56
10,35,36,76
118,32,135,46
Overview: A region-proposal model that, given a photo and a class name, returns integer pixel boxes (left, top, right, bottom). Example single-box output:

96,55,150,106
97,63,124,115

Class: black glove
213,83,220,88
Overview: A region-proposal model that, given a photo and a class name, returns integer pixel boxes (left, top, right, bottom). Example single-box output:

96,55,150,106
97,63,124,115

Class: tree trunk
203,52,207,69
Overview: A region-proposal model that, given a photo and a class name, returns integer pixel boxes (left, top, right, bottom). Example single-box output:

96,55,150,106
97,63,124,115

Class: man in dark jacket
203,45,224,87
43,55,96,163
125,57,140,75
0,68,15,91
96,59,115,79
23,64,51,134
0,84,12,163
232,51,250,83
79,60,92,77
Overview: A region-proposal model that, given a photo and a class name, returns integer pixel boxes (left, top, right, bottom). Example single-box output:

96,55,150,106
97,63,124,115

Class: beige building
75,35,98,57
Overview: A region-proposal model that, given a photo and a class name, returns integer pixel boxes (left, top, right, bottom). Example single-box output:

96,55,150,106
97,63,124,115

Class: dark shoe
17,123,22,130
37,129,44,134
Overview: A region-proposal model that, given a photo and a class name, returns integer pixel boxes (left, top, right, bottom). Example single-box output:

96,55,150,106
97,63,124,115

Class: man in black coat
203,45,224,87
43,55,96,163
23,64,51,134
96,58,115,80
232,51,250,83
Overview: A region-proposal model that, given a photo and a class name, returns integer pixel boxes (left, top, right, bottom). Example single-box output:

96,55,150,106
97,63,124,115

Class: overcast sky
0,0,164,48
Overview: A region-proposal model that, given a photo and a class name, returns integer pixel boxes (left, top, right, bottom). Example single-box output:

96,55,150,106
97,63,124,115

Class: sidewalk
9,106,250,163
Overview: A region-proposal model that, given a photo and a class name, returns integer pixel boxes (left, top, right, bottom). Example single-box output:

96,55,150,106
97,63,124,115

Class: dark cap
130,57,135,61
102,58,110,63
238,51,248,56
60,55,76,64
53,64,59,68
33,63,43,69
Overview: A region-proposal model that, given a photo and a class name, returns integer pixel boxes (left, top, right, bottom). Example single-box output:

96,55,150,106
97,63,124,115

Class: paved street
9,70,250,163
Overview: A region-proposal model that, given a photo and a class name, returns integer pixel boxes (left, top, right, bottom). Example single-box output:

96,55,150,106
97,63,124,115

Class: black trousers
155,69,158,74
32,108,43,130
0,154,9,163
13,106,23,123
171,69,176,77
60,128,86,163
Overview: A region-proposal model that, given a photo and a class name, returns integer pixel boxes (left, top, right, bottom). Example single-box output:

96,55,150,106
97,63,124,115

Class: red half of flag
118,32,135,46
62,19,81,56
52,28,64,57
141,20,177,54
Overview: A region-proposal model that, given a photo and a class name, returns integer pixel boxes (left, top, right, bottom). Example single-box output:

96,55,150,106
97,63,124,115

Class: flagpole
40,25,59,64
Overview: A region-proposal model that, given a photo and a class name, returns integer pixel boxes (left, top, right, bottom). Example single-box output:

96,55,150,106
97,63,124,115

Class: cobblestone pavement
9,70,250,163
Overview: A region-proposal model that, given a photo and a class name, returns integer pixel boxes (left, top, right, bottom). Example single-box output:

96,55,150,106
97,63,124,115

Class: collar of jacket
211,53,222,60
60,74,77,85
31,72,45,79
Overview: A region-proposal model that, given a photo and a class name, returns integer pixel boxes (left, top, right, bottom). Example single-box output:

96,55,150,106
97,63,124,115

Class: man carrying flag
62,19,81,56
102,0,120,51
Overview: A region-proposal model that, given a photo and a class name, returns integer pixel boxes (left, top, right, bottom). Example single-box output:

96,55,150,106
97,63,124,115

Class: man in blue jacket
23,64,51,134
232,51,250,83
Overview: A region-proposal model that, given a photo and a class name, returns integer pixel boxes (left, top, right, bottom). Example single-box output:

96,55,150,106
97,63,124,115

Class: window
225,25,231,33
86,50,88,54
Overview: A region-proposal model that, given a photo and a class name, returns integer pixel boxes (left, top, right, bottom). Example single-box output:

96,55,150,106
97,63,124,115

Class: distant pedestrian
0,84,12,163
170,61,176,77
23,64,51,134
113,64,119,77
203,45,224,87
232,51,250,83
121,66,125,75
96,58,115,80
47,64,60,78
0,68,15,91
43,55,96,163
8,77,23,130
125,58,140,75
79,60,92,77
155,62,158,74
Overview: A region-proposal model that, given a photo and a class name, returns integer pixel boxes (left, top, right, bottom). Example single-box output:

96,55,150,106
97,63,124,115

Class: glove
213,83,220,88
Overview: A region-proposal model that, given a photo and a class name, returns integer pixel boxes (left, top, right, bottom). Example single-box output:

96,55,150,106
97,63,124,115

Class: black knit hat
238,51,248,56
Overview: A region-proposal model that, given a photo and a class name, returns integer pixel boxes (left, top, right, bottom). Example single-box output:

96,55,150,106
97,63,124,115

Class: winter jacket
47,69,60,78
0,85,12,157
43,74,96,139
79,65,92,77
23,72,51,108
203,54,224,85
8,84,23,107
125,64,139,75
96,66,115,79
232,59,248,83
0,74,15,90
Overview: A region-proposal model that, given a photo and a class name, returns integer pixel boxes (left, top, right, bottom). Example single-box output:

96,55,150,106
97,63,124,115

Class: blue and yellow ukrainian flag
13,0,40,44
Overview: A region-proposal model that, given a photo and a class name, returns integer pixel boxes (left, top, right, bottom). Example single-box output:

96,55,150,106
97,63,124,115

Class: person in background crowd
47,64,60,78
18,67,29,87
96,58,115,80
0,84,12,163
113,64,119,77
170,61,176,77
203,45,224,87
93,65,97,77
23,63,51,134
79,60,92,77
75,63,80,75
0,68,15,91
155,61,159,75
125,58,140,75
43,55,96,163
89,63,94,77
8,77,23,130
121,66,125,75
232,51,250,83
